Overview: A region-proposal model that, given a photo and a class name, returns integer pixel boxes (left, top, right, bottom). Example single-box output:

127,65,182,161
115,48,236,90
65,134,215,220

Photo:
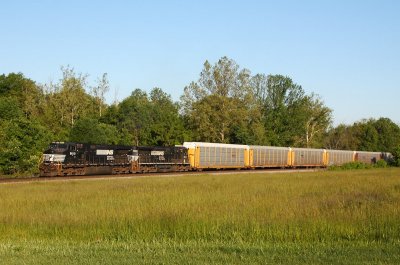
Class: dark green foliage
0,118,51,175
328,162,372,171
375,159,388,168
392,146,400,167
181,58,332,147
329,160,388,171
325,124,358,150
69,118,120,145
263,75,307,146
181,57,267,144
0,97,23,120
148,88,188,145
354,121,380,151
374,118,400,152
0,72,33,97
106,88,187,146
262,76,332,148
325,118,400,154
0,73,42,119
0,73,51,175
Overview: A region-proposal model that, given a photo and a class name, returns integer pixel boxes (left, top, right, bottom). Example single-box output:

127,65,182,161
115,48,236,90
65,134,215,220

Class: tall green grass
1,168,399,244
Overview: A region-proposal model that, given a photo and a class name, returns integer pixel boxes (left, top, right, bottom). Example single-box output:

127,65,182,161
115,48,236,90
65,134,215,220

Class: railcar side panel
355,151,382,164
291,148,326,167
250,146,291,168
326,150,355,166
183,142,248,169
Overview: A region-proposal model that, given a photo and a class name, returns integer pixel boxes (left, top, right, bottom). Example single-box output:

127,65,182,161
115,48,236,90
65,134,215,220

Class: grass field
1,168,400,264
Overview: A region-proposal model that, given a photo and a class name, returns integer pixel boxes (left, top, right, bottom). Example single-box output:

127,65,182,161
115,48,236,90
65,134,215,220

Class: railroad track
0,168,322,184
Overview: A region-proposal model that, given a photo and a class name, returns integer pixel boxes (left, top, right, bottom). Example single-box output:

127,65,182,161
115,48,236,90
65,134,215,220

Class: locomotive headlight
128,155,139,162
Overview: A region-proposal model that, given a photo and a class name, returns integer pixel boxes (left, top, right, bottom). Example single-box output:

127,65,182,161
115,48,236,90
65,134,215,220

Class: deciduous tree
263,75,308,146
302,94,332,147
70,118,120,144
181,57,265,144
91,73,110,117
0,118,50,175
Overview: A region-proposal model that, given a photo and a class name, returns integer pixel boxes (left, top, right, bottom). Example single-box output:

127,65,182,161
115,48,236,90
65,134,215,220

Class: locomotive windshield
48,142,68,154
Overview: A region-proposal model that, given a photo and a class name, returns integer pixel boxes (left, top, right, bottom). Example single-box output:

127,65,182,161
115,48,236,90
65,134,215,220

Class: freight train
39,141,392,177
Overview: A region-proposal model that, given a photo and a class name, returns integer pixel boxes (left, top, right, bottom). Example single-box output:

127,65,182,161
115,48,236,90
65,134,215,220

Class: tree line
1,57,399,175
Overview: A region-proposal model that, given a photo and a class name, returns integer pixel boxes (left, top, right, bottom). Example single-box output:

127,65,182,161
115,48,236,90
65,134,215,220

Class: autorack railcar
183,142,249,170
355,151,383,164
291,148,327,167
326,150,355,166
249,146,291,168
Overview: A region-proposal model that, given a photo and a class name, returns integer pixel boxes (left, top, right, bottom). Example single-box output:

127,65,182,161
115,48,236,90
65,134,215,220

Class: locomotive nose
42,154,54,162
42,154,66,162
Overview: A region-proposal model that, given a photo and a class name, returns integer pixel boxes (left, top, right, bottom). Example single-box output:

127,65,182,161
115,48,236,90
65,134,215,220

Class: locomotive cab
42,142,70,163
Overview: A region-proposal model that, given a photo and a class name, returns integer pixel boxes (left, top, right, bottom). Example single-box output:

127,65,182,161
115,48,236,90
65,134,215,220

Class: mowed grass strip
1,168,399,244
1,240,399,265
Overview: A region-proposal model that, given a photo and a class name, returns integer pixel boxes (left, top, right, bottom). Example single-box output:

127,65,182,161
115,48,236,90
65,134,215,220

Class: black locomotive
39,142,191,177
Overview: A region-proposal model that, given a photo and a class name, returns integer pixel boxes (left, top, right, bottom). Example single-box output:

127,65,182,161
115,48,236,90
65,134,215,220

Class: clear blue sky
1,0,399,125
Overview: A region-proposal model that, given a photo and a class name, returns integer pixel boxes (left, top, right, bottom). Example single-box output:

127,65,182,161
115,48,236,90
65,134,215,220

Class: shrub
329,160,391,171
375,159,388,168
0,118,51,175
392,146,400,167
343,161,372,170
329,161,372,171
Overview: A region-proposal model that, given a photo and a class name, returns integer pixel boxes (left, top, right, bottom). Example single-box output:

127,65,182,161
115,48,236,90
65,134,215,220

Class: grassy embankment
1,168,400,264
